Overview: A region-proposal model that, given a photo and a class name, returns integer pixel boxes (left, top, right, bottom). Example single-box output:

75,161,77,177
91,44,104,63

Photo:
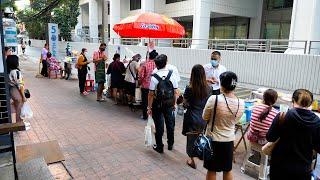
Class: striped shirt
247,104,279,144
203,94,245,142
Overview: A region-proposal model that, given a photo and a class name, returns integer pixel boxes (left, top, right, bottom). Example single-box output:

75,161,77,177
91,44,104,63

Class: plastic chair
241,142,269,180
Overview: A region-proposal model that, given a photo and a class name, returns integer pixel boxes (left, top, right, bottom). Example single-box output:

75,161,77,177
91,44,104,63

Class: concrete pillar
248,0,263,39
141,0,154,12
286,0,320,54
89,0,99,43
102,0,109,43
73,6,83,41
191,0,211,49
110,0,121,44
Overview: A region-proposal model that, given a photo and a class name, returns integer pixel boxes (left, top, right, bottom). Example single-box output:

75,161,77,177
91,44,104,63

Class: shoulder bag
193,95,218,161
262,112,286,156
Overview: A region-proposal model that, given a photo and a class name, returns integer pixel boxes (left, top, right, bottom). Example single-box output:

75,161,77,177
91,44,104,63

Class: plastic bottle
312,100,318,111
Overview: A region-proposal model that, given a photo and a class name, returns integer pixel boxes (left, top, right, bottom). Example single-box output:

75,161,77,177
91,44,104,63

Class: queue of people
30,41,320,180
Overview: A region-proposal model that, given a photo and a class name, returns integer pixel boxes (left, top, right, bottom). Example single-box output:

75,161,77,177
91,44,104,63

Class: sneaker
153,145,163,154
83,91,89,96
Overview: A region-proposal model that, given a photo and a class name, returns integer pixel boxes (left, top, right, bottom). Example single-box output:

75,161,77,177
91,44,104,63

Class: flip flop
186,160,197,169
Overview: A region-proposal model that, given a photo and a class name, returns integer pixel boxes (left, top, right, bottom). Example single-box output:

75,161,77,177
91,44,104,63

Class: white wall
120,0,130,19
108,44,320,95
211,0,259,18
155,0,194,17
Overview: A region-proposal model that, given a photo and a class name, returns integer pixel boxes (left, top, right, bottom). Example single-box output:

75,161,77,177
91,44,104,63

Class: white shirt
124,60,140,83
203,63,227,90
9,69,23,88
152,64,180,82
149,68,179,91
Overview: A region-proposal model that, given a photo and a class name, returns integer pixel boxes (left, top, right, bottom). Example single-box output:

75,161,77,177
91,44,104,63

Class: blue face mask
210,59,219,67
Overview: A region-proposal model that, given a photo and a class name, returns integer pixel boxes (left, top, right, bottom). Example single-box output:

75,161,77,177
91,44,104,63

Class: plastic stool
85,80,95,92
241,142,269,180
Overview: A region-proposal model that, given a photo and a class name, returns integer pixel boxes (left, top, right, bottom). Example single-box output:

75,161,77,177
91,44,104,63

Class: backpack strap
165,70,173,81
152,73,162,82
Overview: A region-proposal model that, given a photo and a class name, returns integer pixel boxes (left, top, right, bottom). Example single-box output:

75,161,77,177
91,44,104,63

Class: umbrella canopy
113,12,185,38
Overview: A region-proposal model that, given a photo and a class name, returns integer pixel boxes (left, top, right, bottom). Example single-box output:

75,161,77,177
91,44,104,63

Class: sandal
186,160,197,169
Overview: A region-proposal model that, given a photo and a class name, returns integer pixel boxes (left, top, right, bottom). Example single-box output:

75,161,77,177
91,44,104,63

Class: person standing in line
40,43,49,77
266,89,320,180
138,50,158,120
93,43,108,102
247,89,279,145
107,53,126,104
203,51,226,95
7,55,27,122
148,54,179,153
182,64,212,169
77,48,91,96
202,71,244,180
21,43,26,54
124,54,141,104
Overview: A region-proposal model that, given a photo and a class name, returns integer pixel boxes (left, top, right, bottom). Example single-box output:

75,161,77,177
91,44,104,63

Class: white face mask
84,52,88,56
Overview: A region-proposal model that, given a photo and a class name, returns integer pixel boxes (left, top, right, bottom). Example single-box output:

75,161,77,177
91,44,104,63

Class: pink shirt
247,104,279,144
93,50,107,71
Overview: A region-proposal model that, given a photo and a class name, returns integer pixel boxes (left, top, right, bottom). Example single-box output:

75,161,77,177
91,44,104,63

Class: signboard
3,18,17,47
48,23,58,57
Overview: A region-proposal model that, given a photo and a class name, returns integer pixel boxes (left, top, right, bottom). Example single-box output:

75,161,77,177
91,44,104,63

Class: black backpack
153,70,175,107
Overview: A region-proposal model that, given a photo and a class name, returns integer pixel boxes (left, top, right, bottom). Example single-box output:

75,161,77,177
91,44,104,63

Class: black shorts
125,81,136,96
203,141,234,172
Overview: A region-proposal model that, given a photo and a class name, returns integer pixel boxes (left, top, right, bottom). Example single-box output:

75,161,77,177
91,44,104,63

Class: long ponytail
258,89,278,122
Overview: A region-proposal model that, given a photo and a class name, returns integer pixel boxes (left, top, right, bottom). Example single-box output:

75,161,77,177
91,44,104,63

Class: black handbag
24,89,31,99
193,95,218,161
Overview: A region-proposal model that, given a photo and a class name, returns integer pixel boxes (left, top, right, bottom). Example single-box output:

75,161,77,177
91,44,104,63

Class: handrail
80,37,320,55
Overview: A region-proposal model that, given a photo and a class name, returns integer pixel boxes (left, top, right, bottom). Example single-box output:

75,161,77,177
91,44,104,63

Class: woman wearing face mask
77,48,91,95
203,51,227,95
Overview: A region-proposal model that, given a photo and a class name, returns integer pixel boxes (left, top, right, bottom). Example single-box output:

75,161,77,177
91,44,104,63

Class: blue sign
48,23,58,57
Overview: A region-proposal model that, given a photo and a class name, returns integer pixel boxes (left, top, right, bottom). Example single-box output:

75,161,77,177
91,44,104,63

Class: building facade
76,0,320,49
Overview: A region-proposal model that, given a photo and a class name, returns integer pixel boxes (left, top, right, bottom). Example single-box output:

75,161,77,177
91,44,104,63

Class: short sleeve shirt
149,68,179,91
42,48,48,60
124,61,140,83
203,64,227,90
9,69,23,88
152,64,180,83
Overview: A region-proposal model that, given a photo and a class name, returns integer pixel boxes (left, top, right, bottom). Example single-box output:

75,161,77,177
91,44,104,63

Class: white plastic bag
20,103,33,119
144,126,153,147
135,88,142,103
145,116,155,147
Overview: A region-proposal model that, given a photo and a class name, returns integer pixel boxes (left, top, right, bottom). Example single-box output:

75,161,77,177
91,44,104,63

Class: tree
53,0,79,41
17,0,79,41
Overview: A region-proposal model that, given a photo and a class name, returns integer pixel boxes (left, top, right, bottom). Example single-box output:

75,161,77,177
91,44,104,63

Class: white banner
48,23,58,57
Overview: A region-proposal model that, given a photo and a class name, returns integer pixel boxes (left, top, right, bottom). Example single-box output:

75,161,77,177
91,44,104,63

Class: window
211,17,249,39
130,0,141,10
166,0,187,4
264,22,291,39
267,0,293,10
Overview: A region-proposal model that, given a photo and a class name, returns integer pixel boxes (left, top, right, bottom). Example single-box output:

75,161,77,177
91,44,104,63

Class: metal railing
91,38,320,55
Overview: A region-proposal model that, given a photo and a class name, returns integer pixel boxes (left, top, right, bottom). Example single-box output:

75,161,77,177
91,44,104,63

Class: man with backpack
147,54,179,153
